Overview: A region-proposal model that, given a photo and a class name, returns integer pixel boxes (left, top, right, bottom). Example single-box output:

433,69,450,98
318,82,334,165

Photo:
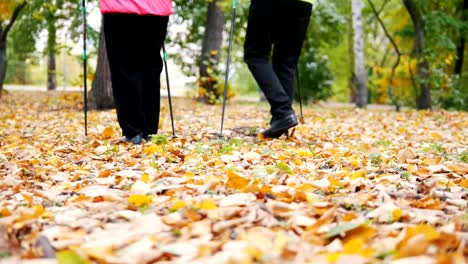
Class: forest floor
0,91,467,264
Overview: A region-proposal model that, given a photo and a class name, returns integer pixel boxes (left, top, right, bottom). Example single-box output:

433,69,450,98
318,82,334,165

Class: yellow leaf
297,149,313,157
343,226,376,244
326,252,342,262
446,162,468,174
392,208,402,221
343,238,373,257
141,173,150,183
22,193,33,207
34,204,45,217
415,167,432,177
143,145,160,156
128,194,153,207
350,159,360,169
351,169,367,179
199,199,218,210
431,132,442,140
455,178,468,188
407,164,418,173
184,171,195,178
245,246,262,260
397,224,440,253
171,199,187,210
278,151,291,161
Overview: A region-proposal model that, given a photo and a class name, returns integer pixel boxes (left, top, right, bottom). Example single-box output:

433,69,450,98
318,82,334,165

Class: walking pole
81,0,88,136
296,68,305,124
219,0,237,138
162,44,176,138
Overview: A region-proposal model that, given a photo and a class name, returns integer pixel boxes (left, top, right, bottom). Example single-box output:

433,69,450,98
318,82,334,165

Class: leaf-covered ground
0,91,467,264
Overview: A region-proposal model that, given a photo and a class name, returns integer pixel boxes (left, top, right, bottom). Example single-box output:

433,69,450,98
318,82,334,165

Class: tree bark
198,0,224,104
352,0,368,108
47,20,57,91
0,40,6,95
348,12,356,103
89,24,114,110
0,1,27,96
454,0,467,76
403,0,431,109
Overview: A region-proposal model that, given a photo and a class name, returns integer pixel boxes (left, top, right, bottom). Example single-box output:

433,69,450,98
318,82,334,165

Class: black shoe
261,113,298,138
124,134,143,144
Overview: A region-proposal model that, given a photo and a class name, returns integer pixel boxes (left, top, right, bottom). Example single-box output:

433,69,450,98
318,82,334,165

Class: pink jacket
100,0,172,16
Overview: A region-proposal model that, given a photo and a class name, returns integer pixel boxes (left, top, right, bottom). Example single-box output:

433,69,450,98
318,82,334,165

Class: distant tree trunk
47,20,57,91
403,0,431,109
348,13,356,103
352,0,368,108
454,0,467,76
89,24,114,110
198,0,224,104
0,40,6,95
0,2,26,96
368,0,402,111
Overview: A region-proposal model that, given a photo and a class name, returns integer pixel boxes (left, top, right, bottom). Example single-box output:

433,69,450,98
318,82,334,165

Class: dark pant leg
244,0,293,119
103,14,167,138
272,1,312,103
140,15,168,136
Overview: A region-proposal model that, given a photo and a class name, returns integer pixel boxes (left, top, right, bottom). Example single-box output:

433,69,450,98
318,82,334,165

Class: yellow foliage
199,199,218,210
128,194,153,207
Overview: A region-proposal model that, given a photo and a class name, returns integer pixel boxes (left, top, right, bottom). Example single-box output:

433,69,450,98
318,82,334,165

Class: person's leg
140,15,168,137
272,0,312,103
103,14,147,139
244,0,293,119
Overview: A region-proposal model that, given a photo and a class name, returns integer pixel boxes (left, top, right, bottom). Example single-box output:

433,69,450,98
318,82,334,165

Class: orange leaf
226,170,251,191
101,127,114,139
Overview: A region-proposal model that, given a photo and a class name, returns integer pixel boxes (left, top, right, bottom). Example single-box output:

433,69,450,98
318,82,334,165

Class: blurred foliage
2,0,468,110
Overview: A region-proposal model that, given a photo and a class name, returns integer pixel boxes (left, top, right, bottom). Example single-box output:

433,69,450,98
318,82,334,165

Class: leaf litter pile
0,91,467,264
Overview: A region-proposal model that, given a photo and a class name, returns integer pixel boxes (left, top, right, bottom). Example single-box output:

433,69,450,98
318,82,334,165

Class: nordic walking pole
296,68,304,124
220,0,237,137
162,44,176,138
81,0,88,136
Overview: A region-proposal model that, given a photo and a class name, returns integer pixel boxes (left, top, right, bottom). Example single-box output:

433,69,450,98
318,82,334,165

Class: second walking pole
162,44,176,138
81,0,88,136
219,0,237,138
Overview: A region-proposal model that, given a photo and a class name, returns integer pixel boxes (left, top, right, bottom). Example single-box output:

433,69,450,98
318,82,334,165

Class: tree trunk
0,40,6,95
89,24,114,110
403,0,431,109
352,0,368,108
198,0,224,104
0,2,27,96
348,13,356,103
454,0,467,76
47,21,57,91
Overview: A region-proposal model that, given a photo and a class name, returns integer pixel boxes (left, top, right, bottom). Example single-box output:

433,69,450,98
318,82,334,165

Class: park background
0,0,467,111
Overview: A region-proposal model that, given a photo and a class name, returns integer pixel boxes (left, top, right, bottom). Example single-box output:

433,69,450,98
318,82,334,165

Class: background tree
402,0,431,109
352,0,368,108
0,0,26,95
89,23,113,110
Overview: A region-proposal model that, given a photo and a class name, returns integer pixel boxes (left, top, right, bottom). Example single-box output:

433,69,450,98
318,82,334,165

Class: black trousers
103,14,168,138
244,0,312,119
